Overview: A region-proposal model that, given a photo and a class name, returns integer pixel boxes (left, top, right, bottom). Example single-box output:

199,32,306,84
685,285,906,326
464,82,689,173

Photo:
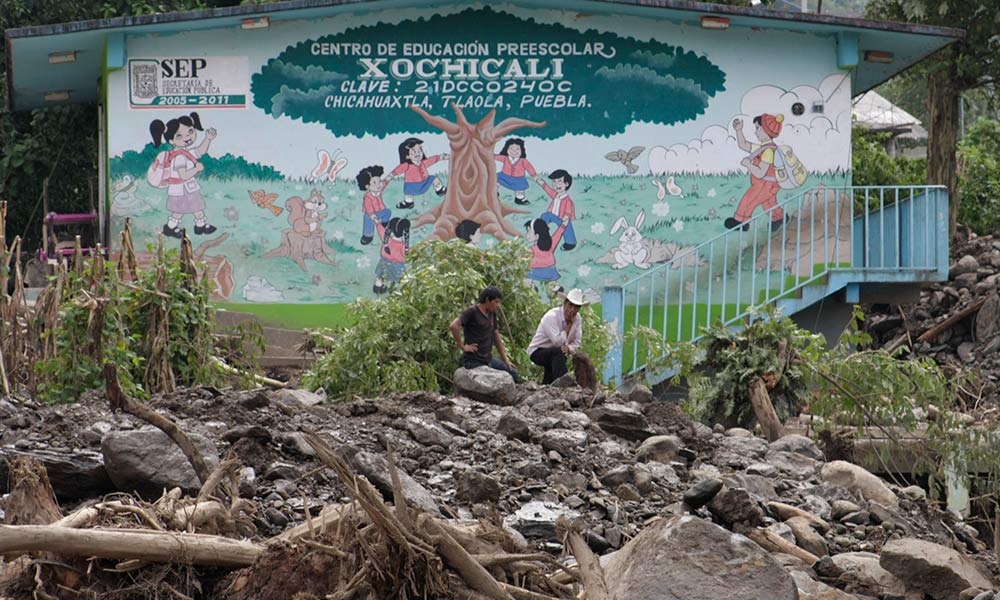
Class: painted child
531,169,577,251
495,138,536,205
455,220,482,245
524,215,569,283
356,165,392,245
390,137,448,209
149,112,217,238
728,113,787,231
373,217,410,294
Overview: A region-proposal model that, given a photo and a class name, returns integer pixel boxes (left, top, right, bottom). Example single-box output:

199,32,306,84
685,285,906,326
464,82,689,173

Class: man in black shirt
449,285,519,382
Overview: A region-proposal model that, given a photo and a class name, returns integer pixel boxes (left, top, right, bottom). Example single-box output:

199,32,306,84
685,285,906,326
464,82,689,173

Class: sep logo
159,58,208,78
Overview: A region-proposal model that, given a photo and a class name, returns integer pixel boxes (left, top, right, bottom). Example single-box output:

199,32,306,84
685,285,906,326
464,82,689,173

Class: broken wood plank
563,527,608,600
0,525,262,568
917,298,987,343
742,526,819,566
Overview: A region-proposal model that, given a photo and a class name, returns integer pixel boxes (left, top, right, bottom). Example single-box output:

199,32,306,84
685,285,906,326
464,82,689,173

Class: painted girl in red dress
726,113,788,232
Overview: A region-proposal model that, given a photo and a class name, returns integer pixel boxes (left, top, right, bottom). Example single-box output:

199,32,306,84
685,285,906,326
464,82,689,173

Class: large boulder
453,367,517,405
820,461,898,507
101,427,219,497
769,434,825,461
602,515,798,600
831,552,907,597
403,416,454,448
343,447,441,516
0,447,114,500
880,538,995,599
635,435,683,463
790,571,861,600
539,429,588,455
586,404,653,441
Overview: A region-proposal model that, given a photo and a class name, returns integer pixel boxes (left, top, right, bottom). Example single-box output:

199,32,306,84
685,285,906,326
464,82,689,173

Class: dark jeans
463,357,520,383
530,347,568,385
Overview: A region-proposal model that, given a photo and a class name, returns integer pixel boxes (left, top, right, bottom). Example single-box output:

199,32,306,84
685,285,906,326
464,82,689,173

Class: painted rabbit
611,209,650,269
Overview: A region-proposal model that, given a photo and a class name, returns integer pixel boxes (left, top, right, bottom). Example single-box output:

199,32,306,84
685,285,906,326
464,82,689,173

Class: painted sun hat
558,288,589,306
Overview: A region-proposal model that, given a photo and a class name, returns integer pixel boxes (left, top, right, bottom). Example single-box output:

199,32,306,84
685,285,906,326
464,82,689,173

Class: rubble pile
865,228,1000,411
0,366,996,599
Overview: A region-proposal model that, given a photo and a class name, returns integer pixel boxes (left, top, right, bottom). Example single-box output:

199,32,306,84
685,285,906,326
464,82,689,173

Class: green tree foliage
957,119,1000,235
867,0,1000,234
0,0,241,251
851,127,926,187
253,7,726,138
302,239,612,399
111,143,284,182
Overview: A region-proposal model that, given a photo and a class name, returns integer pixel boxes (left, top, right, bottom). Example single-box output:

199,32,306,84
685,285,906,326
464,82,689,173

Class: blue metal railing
602,185,949,386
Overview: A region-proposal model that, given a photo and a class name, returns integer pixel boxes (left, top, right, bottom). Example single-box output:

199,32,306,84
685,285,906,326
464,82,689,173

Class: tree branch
451,103,471,130
492,117,547,140
410,104,459,135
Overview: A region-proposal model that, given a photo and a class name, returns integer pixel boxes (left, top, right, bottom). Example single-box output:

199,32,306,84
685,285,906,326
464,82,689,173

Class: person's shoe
162,224,184,239
514,197,530,205
194,223,217,235
770,215,789,232
562,243,576,251
436,186,447,196
396,200,414,209
360,235,373,245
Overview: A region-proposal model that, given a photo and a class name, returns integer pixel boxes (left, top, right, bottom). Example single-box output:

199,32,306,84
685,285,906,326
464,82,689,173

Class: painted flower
590,222,606,235
333,230,344,241
348,190,357,197
329,195,340,203
673,219,684,232
577,264,592,277
707,187,717,198
223,206,239,221
356,256,371,268
652,202,671,218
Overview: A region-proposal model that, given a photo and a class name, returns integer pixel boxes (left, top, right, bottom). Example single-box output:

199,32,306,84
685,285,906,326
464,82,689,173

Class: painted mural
106,3,852,309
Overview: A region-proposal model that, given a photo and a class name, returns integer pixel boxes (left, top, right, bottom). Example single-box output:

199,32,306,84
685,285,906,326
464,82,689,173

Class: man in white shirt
528,288,586,384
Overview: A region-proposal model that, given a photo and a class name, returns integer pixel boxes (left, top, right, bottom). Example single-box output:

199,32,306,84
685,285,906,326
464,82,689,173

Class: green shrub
110,143,284,182
302,239,612,399
957,120,1000,235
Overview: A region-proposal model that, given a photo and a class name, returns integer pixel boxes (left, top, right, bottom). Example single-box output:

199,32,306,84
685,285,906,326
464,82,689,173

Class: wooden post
749,377,784,442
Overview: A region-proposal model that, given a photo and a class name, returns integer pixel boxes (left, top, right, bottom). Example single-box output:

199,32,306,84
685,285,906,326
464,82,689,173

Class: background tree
867,0,1000,235
253,6,726,240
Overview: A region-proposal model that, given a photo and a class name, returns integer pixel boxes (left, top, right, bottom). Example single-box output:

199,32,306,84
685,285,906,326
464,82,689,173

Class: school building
5,0,960,384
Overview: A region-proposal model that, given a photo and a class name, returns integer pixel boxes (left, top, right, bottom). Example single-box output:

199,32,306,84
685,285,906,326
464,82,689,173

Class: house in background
853,90,928,158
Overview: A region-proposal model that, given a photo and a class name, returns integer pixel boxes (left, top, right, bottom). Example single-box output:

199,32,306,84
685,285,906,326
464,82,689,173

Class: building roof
5,0,963,112
853,90,927,139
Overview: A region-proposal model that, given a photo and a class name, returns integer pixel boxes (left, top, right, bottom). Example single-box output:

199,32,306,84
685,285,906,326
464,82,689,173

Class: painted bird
248,189,282,216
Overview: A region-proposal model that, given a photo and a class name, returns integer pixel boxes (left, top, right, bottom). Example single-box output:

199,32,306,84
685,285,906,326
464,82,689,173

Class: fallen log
558,519,608,600
0,525,262,568
741,526,819,566
917,298,987,343
211,357,288,389
749,377,784,442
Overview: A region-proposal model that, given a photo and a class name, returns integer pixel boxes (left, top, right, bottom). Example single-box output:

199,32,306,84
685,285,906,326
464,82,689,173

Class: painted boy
390,137,449,209
531,169,577,251
356,165,392,245
727,114,787,231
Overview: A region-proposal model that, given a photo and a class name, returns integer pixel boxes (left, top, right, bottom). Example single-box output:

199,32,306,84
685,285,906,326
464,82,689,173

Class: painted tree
868,0,1000,234
253,6,726,239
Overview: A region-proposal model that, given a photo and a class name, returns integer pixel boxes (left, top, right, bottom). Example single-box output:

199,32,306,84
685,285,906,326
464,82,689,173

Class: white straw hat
558,288,588,306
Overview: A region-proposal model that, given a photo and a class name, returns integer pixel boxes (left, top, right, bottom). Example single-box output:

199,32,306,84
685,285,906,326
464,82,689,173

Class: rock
713,436,770,469
404,416,454,448
900,485,927,501
799,495,833,521
601,465,632,488
640,462,680,487
958,342,976,363
768,522,796,544
634,434,683,463
831,552,907,597
723,473,779,501
497,411,531,442
765,449,820,479
880,538,995,599
616,483,641,502
790,571,861,600
0,447,114,500
627,384,653,404
551,373,577,387
726,427,754,437
831,500,861,521
272,388,324,407
767,501,830,533
503,501,579,539
841,511,870,525
951,255,980,277
586,404,653,441
344,448,441,516
955,272,979,289
555,410,591,430
786,516,829,558
456,471,502,504
976,293,1000,341
453,367,517,405
769,434,825,461
539,429,588,455
708,487,764,527
222,425,272,444
820,461,898,507
960,589,986,600
278,432,316,457
683,478,723,510
81,421,113,446
602,515,798,600
101,427,219,497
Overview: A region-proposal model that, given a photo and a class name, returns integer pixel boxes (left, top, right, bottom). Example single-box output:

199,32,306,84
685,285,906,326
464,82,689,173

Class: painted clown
727,113,789,232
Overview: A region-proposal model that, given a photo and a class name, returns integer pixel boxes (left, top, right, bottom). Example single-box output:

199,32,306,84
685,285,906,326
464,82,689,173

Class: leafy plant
957,119,1000,235
302,239,612,399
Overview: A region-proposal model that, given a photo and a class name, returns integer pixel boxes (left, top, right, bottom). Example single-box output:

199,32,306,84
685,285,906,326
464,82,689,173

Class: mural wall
106,3,852,308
